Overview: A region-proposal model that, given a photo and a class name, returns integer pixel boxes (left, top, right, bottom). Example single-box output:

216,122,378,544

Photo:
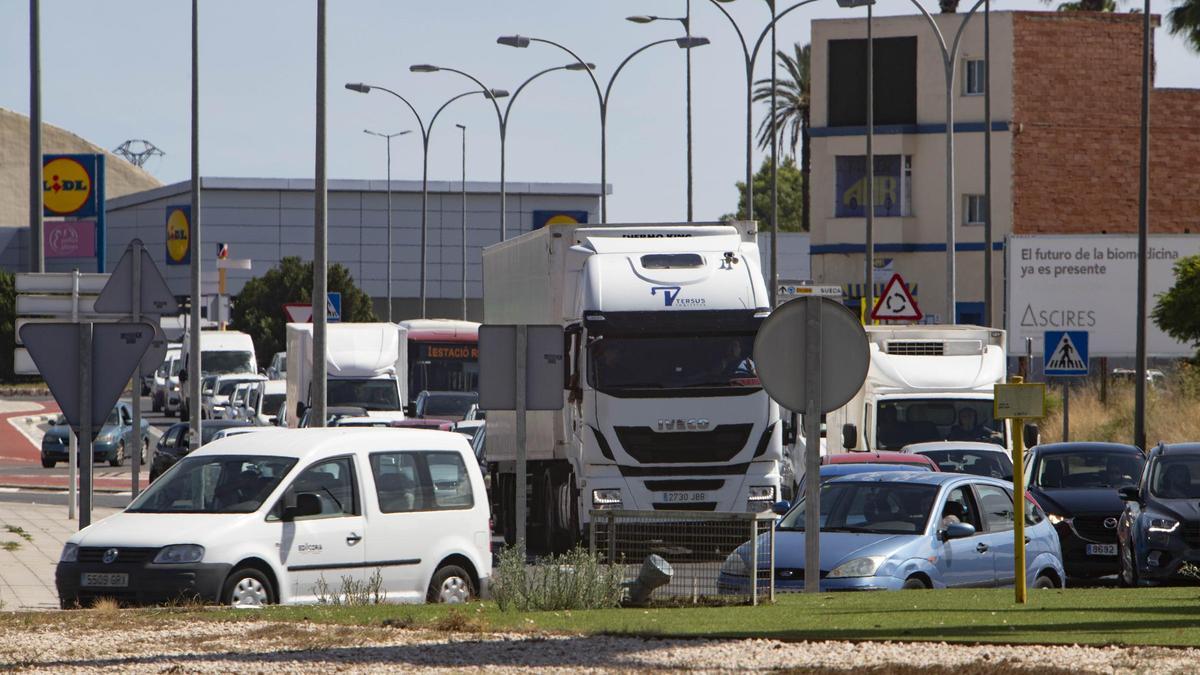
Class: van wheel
222,567,275,607
1033,574,1057,590
427,564,474,604
902,576,930,590
109,441,125,467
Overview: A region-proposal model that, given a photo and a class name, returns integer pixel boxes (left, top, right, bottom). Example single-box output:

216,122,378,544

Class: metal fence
589,509,775,605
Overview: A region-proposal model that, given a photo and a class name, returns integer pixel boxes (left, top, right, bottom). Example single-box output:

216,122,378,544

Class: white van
55,428,491,608
179,331,257,419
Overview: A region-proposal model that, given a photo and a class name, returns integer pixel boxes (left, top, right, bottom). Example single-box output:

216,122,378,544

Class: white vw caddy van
56,428,491,607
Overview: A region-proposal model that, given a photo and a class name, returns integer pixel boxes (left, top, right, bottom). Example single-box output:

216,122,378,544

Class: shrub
490,545,624,611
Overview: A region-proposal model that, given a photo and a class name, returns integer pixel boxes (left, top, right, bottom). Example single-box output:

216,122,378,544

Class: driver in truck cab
947,408,995,442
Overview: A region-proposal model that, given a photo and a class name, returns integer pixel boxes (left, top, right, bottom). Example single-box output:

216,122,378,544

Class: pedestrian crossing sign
1044,330,1089,377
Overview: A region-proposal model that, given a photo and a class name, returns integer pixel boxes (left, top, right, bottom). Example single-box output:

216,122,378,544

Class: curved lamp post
498,34,710,223
345,82,508,319
363,128,411,322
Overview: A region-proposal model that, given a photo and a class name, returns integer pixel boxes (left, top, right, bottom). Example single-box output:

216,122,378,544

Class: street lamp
363,128,411,323
626,4,696,220
345,83,508,319
455,123,468,320
836,0,875,321
498,34,710,223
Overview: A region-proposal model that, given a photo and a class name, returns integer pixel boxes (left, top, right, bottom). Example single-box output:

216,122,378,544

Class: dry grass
1040,376,1200,445
431,607,488,633
90,597,120,613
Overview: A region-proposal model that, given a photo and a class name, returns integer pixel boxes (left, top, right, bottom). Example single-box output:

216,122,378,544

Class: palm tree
1168,0,1200,53
753,42,810,231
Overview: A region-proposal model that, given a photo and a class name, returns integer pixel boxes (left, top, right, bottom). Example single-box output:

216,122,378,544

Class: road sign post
78,323,92,528
754,297,870,593
994,377,1046,605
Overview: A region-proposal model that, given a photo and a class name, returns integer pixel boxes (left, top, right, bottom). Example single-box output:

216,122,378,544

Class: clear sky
2,1,1197,224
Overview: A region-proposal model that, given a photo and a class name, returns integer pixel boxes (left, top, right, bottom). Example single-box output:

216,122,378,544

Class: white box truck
483,221,782,553
178,330,257,421
285,323,408,427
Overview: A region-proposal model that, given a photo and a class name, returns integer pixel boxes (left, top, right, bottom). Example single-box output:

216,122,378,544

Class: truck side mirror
782,417,797,446
178,369,188,383
295,401,307,420
842,424,857,450
1023,423,1040,449
406,402,417,417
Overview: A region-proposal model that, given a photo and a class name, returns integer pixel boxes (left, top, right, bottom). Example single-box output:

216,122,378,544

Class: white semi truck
822,324,1027,458
483,221,782,553
285,323,408,427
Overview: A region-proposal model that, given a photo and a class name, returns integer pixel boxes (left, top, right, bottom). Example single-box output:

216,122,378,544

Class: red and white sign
283,303,314,323
870,273,923,322
44,220,96,258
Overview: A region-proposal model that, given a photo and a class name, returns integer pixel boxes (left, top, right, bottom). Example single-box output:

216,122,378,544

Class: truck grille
614,424,753,464
644,479,725,492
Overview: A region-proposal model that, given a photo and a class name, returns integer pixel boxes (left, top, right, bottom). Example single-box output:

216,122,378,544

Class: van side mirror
842,424,857,450
406,402,417,417
940,522,976,541
1023,423,1040,449
1118,486,1141,502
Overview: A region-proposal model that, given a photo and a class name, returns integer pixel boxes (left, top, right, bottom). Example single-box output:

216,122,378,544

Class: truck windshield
588,335,759,392
328,379,401,411
262,393,286,416
127,455,296,513
875,399,1004,450
203,351,254,374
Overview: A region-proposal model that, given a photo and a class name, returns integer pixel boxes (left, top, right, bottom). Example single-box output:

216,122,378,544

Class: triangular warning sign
283,303,313,323
870,273,923,321
1046,332,1088,373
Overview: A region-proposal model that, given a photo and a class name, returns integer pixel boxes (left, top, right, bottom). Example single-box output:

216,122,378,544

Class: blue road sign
1044,330,1089,377
327,292,341,322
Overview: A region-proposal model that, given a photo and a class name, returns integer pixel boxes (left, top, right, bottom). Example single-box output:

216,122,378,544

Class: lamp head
565,62,597,71
676,36,711,49
497,35,531,48
455,124,466,130
626,15,657,23
344,82,371,93
409,64,440,73
487,88,511,99
836,0,875,6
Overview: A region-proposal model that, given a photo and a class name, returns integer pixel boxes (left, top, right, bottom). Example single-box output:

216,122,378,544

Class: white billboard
1007,234,1200,357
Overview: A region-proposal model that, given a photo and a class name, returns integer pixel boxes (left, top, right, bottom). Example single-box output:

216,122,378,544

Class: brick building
809,11,1200,324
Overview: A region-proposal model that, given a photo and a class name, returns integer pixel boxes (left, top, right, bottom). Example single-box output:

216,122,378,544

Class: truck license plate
1086,544,1117,556
81,573,128,588
660,491,708,503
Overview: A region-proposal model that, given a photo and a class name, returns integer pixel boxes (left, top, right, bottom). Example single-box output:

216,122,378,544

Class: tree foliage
1168,0,1200,54
230,257,376,367
754,42,811,232
1152,254,1200,349
722,156,805,232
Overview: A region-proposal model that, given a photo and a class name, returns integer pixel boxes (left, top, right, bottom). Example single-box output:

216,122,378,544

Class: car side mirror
283,492,321,520
1118,485,1141,502
940,522,976,541
842,424,857,450
771,500,791,516
1023,423,1040,449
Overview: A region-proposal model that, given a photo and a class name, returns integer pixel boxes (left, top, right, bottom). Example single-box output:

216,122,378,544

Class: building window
828,37,918,126
834,155,913,218
964,194,986,225
964,59,985,96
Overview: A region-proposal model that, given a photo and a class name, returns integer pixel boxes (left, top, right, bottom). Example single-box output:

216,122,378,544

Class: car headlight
153,544,205,564
827,555,886,579
720,552,749,577
1047,513,1071,526
1148,517,1179,533
60,543,78,563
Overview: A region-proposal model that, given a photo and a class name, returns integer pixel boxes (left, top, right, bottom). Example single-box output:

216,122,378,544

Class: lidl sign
43,154,99,218
165,205,191,266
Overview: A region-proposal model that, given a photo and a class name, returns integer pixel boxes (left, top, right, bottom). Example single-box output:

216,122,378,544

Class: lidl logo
165,206,191,265
533,210,588,230
42,156,94,216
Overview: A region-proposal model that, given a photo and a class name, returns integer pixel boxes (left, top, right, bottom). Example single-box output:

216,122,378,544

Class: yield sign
870,273,923,322
94,239,179,316
284,303,313,323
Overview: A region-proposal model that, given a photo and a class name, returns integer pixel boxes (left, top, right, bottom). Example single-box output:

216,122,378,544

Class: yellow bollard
1012,377,1027,605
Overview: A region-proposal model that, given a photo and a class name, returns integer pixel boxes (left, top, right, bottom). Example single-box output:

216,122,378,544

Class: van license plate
81,573,128,588
660,491,708,503
1086,544,1117,556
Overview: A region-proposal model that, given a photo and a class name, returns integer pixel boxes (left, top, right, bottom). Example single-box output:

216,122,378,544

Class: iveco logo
102,548,119,564
1104,517,1118,529
656,419,710,432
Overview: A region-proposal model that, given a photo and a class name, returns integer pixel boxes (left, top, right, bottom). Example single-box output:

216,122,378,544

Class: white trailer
285,323,408,427
483,221,782,552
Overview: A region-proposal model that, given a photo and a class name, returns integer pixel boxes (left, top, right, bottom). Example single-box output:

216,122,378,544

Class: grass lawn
14,587,1194,648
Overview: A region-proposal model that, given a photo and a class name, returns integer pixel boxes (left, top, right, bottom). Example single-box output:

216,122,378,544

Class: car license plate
660,491,708,503
81,573,128,588
1086,544,1117,556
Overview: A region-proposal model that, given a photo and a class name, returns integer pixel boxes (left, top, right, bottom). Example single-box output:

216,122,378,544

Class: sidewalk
0,502,119,610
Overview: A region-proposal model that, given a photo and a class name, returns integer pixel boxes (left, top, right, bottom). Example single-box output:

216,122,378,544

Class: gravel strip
2,618,1196,673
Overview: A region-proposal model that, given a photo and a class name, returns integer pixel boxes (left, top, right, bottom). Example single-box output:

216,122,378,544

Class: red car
822,451,940,471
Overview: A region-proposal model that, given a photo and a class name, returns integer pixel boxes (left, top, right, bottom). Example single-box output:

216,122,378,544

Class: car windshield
422,393,479,417
1034,451,1144,489
588,334,759,391
1150,456,1200,499
876,399,1004,450
778,481,938,535
127,455,296,513
325,380,400,411
262,393,285,416
920,450,1013,478
204,351,254,374
105,409,121,426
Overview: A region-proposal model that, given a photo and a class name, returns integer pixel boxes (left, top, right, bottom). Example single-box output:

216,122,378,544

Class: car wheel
41,458,55,469
1120,535,1140,588
902,576,930,590
427,564,474,604
1033,574,1057,590
221,567,275,607
109,441,125,467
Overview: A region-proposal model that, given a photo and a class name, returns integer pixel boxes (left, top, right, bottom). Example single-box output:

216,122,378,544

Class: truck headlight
153,544,205,564
720,552,748,578
746,485,776,512
60,543,78,563
592,489,622,509
827,555,886,579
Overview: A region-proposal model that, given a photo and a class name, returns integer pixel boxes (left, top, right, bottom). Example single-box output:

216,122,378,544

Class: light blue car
719,472,1066,591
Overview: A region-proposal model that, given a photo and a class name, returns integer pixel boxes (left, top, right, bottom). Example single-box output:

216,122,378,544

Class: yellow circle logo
545,214,581,226
166,209,190,263
42,158,93,215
